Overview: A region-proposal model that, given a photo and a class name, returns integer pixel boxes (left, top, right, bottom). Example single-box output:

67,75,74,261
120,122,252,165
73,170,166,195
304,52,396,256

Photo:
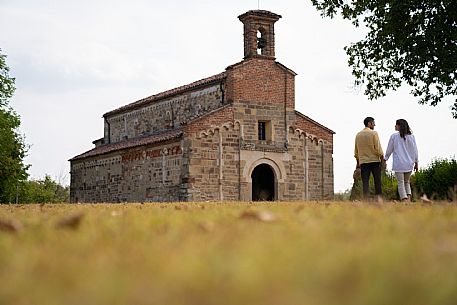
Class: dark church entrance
251,163,275,201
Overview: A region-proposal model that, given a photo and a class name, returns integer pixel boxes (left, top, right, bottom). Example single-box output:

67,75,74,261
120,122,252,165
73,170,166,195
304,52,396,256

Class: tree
18,175,70,203
310,0,457,118
0,48,29,203
0,49,16,108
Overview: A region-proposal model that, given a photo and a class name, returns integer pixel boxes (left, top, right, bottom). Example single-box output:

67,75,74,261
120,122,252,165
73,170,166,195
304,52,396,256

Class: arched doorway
251,163,275,201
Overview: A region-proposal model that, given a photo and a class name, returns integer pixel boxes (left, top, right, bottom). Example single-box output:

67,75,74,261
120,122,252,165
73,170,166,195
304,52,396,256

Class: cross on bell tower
238,10,282,60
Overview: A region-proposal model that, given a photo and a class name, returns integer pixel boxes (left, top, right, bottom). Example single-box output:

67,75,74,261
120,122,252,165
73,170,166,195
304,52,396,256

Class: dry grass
1,201,457,305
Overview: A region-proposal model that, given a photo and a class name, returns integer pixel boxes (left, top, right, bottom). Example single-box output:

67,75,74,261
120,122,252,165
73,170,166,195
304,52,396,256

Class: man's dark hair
363,117,375,127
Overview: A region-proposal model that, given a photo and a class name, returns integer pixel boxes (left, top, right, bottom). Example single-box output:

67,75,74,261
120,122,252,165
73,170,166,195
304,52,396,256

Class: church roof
70,128,183,161
225,58,297,76
104,72,227,117
238,10,282,21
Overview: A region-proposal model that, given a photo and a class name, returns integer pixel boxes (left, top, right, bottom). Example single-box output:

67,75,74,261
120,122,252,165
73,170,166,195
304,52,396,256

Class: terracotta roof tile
70,129,183,161
238,10,282,20
104,72,227,117
225,59,297,76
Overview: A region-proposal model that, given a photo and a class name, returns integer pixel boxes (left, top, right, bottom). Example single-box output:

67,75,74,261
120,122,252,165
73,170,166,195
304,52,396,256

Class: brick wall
295,112,334,144
226,58,295,107
226,58,296,148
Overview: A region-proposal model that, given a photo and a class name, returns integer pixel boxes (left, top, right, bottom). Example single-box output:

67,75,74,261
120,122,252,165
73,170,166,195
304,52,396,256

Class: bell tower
238,10,281,59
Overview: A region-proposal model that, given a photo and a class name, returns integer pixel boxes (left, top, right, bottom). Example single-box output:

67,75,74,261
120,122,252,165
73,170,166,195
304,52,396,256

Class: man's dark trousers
360,162,382,198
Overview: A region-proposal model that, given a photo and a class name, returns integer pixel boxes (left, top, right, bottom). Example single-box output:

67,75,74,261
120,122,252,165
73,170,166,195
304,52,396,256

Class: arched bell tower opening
257,28,267,55
251,163,275,201
238,10,281,59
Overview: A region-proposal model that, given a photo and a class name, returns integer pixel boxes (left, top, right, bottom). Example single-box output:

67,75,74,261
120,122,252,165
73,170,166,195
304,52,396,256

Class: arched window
165,111,172,128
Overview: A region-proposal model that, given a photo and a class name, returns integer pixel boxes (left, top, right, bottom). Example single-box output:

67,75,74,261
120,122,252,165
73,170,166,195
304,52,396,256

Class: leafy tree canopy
0,49,15,108
311,0,457,117
0,48,29,203
18,175,70,204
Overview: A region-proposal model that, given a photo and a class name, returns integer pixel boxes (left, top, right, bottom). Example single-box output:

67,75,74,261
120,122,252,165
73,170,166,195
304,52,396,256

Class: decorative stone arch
291,126,320,143
244,158,285,183
242,157,286,201
198,121,240,139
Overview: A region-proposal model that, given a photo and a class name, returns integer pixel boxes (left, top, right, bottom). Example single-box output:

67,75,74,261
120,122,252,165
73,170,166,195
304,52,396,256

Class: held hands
353,167,361,180
353,160,361,180
381,158,387,171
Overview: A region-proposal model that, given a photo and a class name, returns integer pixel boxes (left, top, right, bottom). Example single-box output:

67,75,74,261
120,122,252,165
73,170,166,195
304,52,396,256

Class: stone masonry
70,10,335,203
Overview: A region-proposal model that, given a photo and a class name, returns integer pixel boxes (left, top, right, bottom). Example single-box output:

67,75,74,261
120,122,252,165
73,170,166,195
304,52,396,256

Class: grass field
1,201,457,305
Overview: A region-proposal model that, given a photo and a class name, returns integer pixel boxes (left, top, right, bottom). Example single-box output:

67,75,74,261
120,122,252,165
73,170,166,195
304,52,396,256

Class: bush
17,175,69,203
334,188,352,201
412,158,457,201
381,171,400,200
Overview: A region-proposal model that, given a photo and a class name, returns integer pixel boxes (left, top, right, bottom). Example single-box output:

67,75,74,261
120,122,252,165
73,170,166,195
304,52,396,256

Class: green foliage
351,170,400,200
0,48,29,203
381,171,400,200
350,177,363,200
0,48,15,108
17,175,70,204
412,157,457,201
334,188,352,201
310,0,457,118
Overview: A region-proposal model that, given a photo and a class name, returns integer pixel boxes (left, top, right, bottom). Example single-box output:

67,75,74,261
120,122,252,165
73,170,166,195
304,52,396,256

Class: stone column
218,130,223,201
304,136,309,201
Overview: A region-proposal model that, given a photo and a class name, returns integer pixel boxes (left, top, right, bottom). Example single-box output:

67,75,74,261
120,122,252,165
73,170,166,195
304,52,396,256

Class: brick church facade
70,10,335,203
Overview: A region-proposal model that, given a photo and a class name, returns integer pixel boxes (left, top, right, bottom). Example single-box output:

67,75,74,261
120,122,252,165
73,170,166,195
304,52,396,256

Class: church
70,10,335,203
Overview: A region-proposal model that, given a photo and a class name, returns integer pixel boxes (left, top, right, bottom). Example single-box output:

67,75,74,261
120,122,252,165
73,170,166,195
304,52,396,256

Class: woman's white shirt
384,132,418,172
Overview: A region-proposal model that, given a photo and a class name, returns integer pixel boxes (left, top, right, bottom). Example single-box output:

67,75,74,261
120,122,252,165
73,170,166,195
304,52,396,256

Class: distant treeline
5,175,70,204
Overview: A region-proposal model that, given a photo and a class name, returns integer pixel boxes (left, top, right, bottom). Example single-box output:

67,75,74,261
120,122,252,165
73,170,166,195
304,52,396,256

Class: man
354,117,385,202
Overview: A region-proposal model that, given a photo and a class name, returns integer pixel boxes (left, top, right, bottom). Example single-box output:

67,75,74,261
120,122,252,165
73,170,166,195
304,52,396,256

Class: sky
1,0,456,192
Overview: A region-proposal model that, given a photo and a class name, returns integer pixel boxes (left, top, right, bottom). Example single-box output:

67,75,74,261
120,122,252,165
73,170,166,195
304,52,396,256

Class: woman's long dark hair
396,119,412,139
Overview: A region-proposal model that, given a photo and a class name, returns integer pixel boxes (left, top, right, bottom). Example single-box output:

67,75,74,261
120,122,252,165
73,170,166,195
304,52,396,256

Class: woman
384,119,419,202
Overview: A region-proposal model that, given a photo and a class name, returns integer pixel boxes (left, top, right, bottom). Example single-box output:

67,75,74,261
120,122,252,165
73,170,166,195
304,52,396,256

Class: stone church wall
281,132,306,200
186,126,241,201
287,127,334,200
183,106,241,201
70,140,185,203
105,84,224,143
294,114,334,199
